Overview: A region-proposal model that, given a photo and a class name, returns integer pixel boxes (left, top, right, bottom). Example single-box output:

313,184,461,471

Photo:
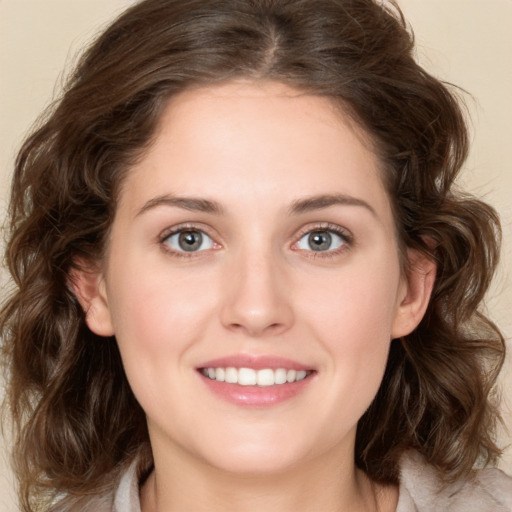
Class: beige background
1,0,511,510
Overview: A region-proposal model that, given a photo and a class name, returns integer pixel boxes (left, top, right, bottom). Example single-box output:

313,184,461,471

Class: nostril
219,283,294,336
226,320,288,337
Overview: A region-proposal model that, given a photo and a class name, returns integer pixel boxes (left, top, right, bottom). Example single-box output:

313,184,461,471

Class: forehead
153,80,377,165
118,80,392,223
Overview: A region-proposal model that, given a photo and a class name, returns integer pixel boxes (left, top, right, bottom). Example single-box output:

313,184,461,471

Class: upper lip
197,354,312,371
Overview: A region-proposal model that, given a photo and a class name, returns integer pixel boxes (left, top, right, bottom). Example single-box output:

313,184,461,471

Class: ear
68,260,115,337
391,249,436,339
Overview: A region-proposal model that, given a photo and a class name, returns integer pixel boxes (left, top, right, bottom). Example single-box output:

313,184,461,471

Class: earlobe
68,261,115,337
391,249,436,339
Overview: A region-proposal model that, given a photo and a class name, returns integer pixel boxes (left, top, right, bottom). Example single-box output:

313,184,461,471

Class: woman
1,0,511,511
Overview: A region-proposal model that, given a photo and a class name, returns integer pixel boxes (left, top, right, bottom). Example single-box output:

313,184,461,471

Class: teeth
296,370,307,381
257,369,274,386
238,367,257,386
201,367,311,386
225,367,238,384
275,368,287,385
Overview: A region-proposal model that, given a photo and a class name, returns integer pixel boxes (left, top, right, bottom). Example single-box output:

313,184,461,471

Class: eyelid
294,222,353,242
158,223,221,256
157,221,353,258
291,222,354,255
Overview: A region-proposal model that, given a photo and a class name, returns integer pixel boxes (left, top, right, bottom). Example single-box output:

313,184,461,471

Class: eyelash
158,222,354,259
158,223,219,259
292,223,354,259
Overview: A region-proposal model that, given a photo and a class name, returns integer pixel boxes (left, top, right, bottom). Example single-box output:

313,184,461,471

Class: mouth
196,355,316,406
199,367,312,386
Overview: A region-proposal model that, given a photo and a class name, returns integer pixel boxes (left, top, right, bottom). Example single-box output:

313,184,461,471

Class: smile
200,367,311,386
197,356,315,406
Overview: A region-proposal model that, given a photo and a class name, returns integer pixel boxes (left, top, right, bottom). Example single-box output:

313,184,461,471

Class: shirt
56,451,512,511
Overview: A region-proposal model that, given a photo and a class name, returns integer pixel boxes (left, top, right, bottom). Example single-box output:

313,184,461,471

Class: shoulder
112,457,142,512
48,493,114,512
397,451,512,512
48,460,140,512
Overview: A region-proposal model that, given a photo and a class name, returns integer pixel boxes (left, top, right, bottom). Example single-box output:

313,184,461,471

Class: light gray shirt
54,451,512,511
111,451,512,511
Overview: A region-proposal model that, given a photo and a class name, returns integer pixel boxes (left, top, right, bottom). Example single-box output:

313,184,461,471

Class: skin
75,80,435,512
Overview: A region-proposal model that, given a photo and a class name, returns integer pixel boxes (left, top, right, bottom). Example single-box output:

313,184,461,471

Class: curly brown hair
1,0,505,510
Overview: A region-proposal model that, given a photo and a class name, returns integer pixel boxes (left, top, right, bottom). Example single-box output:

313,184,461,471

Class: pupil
309,231,331,251
178,231,202,251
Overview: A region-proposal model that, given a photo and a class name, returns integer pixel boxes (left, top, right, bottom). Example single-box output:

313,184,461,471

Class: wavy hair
1,0,505,510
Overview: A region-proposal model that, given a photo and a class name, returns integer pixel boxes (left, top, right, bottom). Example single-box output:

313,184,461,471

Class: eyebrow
136,195,224,217
136,192,376,218
288,194,377,217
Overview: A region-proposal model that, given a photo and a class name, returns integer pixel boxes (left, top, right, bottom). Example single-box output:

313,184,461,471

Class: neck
140,440,394,512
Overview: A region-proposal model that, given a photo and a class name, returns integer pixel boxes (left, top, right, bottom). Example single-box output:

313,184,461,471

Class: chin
207,448,305,476
190,428,313,476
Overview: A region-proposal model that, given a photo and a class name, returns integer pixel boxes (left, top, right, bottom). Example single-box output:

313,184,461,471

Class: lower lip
199,373,313,407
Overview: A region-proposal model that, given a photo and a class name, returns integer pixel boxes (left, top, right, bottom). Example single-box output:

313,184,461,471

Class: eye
163,229,215,253
296,229,348,252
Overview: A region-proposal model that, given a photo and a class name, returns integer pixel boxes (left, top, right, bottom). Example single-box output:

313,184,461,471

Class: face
79,81,432,476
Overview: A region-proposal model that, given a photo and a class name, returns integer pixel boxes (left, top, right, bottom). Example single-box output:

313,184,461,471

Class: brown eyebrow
136,195,224,217
136,193,376,218
288,194,377,217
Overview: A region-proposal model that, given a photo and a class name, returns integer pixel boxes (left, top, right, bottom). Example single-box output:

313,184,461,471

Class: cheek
105,263,219,360
308,255,400,341
104,267,221,419
303,254,401,394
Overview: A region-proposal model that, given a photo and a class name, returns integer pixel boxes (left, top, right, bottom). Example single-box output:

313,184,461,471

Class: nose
220,248,294,338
